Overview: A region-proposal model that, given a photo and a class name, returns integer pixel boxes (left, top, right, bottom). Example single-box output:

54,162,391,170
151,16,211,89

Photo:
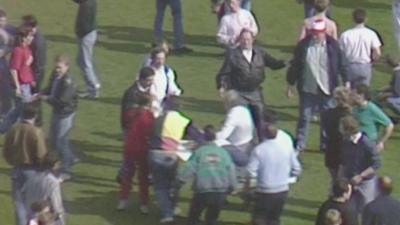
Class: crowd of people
2,0,400,225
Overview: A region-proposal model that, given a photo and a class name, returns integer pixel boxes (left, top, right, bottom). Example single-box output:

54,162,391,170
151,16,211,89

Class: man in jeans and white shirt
339,8,381,87
247,122,302,225
149,47,182,117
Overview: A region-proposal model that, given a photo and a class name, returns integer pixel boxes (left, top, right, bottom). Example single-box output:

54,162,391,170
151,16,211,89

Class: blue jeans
296,92,334,150
49,112,76,173
77,30,100,96
149,151,178,219
0,58,13,116
11,167,36,225
0,84,33,133
154,0,184,48
304,0,333,18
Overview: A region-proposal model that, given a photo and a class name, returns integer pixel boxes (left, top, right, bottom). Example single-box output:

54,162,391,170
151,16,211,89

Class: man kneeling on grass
172,125,238,225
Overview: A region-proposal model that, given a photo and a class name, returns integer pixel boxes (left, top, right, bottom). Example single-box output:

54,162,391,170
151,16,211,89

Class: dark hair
354,83,370,100
14,27,32,46
0,9,6,18
139,67,155,80
40,152,60,171
150,47,166,60
353,8,366,24
262,123,278,139
136,94,152,108
203,124,216,141
314,0,329,13
332,178,351,198
22,14,38,28
21,103,38,120
378,176,393,195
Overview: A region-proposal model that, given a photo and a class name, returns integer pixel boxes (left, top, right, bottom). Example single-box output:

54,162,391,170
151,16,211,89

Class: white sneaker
173,206,181,216
139,204,149,214
160,217,174,223
116,200,128,210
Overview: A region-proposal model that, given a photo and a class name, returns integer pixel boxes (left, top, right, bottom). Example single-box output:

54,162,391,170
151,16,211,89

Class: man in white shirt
247,122,302,225
216,0,258,48
149,47,182,116
339,8,381,87
216,90,255,152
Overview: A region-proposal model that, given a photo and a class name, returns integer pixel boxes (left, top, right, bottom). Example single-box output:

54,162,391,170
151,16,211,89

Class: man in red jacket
117,94,155,213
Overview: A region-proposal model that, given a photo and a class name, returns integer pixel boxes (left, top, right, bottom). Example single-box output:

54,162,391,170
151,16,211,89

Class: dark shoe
171,46,193,54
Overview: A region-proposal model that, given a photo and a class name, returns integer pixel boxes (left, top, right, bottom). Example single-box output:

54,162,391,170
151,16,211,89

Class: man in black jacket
286,19,347,152
120,67,155,133
216,29,286,129
315,179,358,225
73,0,100,99
40,55,78,179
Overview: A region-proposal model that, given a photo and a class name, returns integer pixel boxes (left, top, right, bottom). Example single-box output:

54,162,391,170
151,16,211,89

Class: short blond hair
333,86,352,110
55,54,70,66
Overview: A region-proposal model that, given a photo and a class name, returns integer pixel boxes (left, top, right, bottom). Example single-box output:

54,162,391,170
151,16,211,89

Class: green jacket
177,143,237,193
74,0,97,38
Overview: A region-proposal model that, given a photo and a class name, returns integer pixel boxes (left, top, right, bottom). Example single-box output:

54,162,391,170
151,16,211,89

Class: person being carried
173,125,237,225
149,96,204,223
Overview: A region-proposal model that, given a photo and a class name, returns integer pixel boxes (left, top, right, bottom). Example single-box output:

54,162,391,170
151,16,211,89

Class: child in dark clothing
117,94,155,213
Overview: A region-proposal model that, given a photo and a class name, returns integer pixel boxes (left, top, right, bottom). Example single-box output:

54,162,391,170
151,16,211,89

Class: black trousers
187,192,227,225
252,191,289,225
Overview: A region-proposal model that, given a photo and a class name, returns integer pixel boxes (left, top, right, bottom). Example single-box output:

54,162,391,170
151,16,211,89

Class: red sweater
10,46,35,85
124,108,155,157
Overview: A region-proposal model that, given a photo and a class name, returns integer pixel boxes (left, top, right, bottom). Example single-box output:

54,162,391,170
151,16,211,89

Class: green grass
1,0,400,224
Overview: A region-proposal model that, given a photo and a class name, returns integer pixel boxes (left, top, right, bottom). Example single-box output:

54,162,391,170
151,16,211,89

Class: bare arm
371,47,381,62
10,69,21,96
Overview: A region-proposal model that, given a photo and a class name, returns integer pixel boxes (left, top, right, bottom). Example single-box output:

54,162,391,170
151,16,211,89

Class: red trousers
119,153,149,205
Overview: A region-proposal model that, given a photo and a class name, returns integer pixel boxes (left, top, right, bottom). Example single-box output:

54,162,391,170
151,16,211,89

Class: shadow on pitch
46,34,150,54
47,26,294,57
64,191,161,225
333,0,390,10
